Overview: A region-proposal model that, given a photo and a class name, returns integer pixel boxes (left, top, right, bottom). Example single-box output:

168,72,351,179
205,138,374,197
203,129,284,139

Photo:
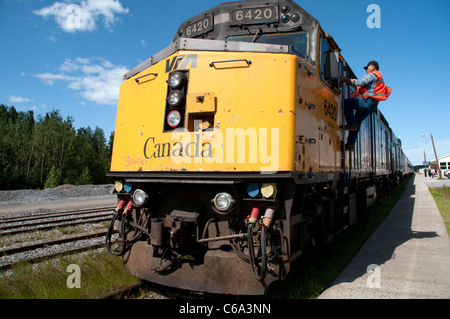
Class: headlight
168,72,185,89
291,13,300,23
281,5,290,13
167,110,181,127
281,14,290,23
213,192,235,212
132,189,149,207
167,91,184,107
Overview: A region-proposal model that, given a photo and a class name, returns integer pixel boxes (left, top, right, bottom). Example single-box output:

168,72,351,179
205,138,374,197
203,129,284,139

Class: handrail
209,59,252,68
135,73,158,83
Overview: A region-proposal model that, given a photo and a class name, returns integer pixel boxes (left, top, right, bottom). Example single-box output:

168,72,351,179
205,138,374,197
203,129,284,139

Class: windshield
226,31,308,58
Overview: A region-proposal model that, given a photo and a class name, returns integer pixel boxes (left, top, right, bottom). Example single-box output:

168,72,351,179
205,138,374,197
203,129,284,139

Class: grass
428,186,450,236
266,176,411,299
0,249,140,299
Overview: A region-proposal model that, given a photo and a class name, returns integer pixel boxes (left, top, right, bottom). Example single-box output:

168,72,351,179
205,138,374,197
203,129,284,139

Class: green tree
44,166,61,189
0,104,112,190
77,166,92,185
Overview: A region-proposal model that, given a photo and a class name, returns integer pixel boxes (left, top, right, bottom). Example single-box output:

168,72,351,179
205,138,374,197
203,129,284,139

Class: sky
0,0,449,166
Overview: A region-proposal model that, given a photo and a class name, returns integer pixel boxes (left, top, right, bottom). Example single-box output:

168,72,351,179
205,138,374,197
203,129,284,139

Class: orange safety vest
350,70,391,101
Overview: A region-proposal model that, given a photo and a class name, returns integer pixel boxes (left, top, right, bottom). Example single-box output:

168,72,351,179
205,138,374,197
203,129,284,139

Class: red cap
250,207,260,219
125,201,133,210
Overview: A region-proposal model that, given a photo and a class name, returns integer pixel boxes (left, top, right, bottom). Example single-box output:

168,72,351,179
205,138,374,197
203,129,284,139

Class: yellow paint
186,92,215,114
294,55,342,173
110,50,297,173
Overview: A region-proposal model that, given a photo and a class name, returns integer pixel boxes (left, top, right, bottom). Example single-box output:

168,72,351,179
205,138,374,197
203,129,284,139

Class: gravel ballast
0,184,116,218
0,184,115,206
0,184,117,268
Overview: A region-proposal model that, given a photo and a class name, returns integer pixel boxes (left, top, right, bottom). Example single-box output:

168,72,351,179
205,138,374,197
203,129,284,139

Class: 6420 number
232,7,277,24
184,15,213,38
324,99,337,121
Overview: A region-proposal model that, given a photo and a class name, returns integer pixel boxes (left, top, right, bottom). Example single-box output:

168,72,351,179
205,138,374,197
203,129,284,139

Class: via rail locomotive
106,0,413,295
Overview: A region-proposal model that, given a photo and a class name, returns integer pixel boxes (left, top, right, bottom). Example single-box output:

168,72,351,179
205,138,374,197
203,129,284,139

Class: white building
429,154,450,171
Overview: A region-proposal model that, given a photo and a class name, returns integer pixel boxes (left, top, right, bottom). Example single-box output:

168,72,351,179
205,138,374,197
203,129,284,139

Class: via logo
165,54,198,73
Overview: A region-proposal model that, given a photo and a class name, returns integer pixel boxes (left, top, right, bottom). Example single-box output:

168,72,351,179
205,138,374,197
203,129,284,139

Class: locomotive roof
123,38,290,80
172,0,319,43
123,0,351,80
123,0,322,80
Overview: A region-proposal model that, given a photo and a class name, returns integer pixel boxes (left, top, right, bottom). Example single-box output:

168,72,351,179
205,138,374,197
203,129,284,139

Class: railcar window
226,31,308,58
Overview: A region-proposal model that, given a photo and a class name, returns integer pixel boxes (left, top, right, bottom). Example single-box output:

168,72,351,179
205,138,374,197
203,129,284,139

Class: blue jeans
344,98,378,146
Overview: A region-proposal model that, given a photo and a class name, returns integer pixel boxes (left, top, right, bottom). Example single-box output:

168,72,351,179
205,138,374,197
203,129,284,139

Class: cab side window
320,37,331,82
320,36,341,89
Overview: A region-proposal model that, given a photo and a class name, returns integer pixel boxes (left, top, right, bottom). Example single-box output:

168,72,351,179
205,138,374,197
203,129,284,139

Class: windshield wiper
252,28,263,43
290,45,308,60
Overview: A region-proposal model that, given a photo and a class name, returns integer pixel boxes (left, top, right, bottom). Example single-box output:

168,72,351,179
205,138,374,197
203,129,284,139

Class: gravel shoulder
0,184,117,218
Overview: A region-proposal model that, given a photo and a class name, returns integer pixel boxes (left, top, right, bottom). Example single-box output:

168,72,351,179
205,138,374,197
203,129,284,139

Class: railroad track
0,206,116,269
0,206,115,234
0,205,224,299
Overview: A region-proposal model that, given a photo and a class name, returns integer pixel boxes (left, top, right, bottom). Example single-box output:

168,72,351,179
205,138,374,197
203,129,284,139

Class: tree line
0,104,114,190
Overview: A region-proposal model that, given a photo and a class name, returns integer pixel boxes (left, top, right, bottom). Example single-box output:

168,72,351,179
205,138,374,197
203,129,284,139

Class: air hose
246,208,267,281
106,213,126,256
105,200,132,256
246,207,276,281
247,223,267,281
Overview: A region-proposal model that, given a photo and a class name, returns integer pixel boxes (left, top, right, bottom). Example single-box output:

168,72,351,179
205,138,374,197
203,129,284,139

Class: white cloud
33,0,129,33
33,73,75,85
9,96,33,103
34,57,127,106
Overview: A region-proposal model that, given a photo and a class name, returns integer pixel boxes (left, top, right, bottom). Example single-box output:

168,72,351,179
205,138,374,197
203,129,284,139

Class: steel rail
0,215,113,236
0,212,113,231
0,230,108,256
0,206,116,224
0,241,107,270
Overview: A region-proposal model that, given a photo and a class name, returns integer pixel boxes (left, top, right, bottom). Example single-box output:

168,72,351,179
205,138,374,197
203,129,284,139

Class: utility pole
422,133,442,178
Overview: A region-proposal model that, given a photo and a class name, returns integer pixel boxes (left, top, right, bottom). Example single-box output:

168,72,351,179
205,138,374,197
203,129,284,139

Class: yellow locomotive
106,0,412,295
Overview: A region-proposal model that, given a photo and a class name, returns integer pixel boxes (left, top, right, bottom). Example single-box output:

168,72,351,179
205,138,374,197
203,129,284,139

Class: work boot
344,125,357,131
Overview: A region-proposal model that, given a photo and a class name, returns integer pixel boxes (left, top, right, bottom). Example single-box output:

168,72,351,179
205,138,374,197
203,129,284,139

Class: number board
231,6,278,24
184,15,214,38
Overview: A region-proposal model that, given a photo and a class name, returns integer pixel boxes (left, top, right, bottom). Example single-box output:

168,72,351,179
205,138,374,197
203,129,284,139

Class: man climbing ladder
341,60,391,151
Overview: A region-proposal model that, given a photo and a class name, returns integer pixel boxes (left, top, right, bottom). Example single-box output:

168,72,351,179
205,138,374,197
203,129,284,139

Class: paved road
318,174,450,299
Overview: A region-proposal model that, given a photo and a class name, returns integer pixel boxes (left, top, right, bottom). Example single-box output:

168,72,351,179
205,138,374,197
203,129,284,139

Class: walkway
318,174,450,299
